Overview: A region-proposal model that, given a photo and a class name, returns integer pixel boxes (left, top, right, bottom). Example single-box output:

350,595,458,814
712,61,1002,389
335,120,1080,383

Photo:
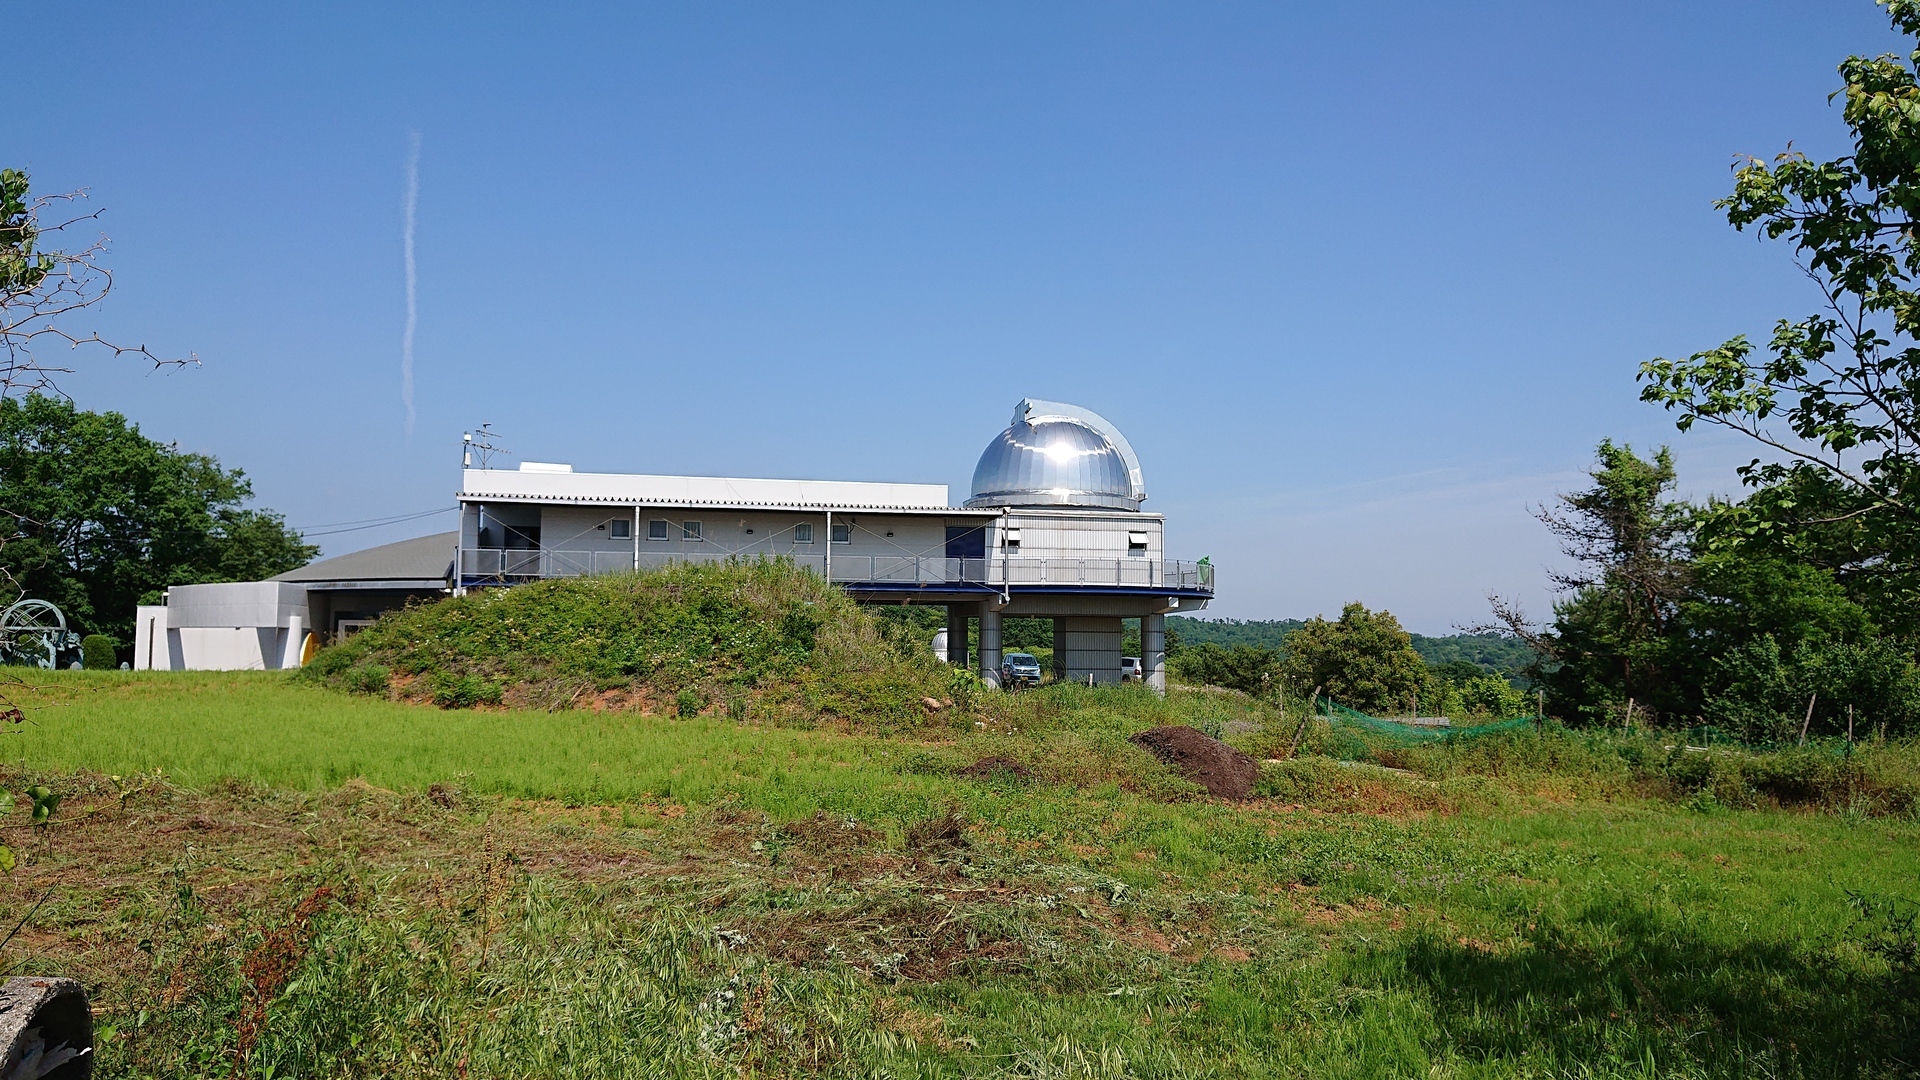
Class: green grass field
2,671,1917,1078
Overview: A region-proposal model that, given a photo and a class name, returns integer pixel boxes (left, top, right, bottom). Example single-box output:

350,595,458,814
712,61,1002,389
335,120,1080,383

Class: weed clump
299,560,948,725
905,803,969,852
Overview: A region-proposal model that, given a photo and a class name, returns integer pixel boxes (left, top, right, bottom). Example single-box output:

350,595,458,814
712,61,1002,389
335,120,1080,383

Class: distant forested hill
1166,617,1535,676
1165,618,1305,648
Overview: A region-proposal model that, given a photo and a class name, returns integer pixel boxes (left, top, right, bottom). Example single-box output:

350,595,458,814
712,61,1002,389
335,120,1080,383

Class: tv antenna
463,423,505,470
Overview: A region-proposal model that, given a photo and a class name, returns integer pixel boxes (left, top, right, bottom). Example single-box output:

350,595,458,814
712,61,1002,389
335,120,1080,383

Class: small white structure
134,582,310,671
132,532,458,670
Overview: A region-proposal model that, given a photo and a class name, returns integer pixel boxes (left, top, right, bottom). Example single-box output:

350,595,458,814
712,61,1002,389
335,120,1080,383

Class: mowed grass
1,671,1917,1078
6,670,951,812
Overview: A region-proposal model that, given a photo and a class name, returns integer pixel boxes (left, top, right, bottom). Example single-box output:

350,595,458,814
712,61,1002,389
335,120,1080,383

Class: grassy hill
299,560,950,727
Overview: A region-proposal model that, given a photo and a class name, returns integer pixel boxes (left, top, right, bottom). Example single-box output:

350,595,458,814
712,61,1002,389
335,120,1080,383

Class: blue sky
10,2,1905,632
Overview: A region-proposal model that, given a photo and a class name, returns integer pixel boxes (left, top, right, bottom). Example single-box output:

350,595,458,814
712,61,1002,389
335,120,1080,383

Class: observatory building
455,399,1213,689
133,399,1214,682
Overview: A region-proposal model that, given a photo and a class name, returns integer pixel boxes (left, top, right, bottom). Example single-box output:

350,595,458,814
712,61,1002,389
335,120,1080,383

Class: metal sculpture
0,599,79,669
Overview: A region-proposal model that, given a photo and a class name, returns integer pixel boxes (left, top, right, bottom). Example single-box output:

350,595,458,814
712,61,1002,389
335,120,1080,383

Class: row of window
607,519,850,543
602,519,1150,550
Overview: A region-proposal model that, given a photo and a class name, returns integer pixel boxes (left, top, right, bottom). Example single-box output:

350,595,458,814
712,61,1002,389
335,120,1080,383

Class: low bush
343,664,390,697
430,673,502,709
81,633,116,671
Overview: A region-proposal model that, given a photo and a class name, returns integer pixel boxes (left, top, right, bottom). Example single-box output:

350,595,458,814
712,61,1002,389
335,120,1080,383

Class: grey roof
274,531,457,584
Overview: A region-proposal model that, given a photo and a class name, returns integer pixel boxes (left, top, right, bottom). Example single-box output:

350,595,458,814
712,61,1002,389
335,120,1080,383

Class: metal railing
457,548,1214,593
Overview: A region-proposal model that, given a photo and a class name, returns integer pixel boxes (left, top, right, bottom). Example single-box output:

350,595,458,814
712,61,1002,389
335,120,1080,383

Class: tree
1278,603,1428,715
2,169,189,395
1638,1,1920,631
1168,642,1279,696
1493,442,1694,724
0,394,315,647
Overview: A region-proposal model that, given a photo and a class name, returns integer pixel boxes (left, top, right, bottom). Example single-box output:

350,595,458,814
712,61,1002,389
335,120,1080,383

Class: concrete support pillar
979,607,1003,689
1143,612,1167,695
1058,616,1124,687
280,615,305,670
945,604,971,668
1051,617,1067,683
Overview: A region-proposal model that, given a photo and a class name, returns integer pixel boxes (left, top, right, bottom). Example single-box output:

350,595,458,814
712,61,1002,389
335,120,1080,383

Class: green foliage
430,673,502,710
1530,441,1694,724
301,560,948,727
1703,634,1920,742
1407,631,1535,675
80,633,115,670
1637,2,1920,634
1166,616,1304,650
1458,673,1530,718
0,169,51,296
0,394,314,643
1172,617,1532,681
1277,602,1428,714
1168,641,1279,695
674,687,705,718
342,664,390,697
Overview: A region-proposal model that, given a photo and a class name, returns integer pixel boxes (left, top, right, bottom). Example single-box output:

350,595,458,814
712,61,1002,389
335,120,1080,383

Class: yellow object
300,632,319,665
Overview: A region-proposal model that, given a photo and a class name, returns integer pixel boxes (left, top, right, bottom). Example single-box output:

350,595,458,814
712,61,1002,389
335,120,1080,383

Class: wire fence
1311,697,1860,761
1313,697,1542,749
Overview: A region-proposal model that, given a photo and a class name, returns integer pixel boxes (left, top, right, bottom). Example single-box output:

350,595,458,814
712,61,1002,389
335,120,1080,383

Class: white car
1121,657,1143,681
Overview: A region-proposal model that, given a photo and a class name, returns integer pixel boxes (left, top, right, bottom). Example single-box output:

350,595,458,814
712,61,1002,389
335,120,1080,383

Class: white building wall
997,510,1163,561
142,581,312,671
133,605,168,671
531,506,958,569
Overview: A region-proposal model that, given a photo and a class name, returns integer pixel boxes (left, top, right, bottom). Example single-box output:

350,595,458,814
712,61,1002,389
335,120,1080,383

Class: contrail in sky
401,130,421,436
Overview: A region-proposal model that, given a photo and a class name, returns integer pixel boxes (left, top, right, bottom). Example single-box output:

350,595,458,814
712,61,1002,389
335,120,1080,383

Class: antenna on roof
462,423,504,470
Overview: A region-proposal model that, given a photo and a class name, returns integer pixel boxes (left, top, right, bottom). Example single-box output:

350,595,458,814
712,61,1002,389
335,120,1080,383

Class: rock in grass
1128,725,1257,799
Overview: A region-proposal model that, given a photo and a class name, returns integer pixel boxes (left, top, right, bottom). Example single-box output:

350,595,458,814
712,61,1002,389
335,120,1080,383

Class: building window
683,520,704,541
647,519,670,541
611,519,631,539
831,522,851,544
1128,530,1149,555
793,522,813,544
1002,527,1021,551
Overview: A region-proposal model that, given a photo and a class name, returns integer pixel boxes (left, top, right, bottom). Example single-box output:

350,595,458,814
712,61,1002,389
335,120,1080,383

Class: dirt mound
1128,726,1258,799
956,756,1034,782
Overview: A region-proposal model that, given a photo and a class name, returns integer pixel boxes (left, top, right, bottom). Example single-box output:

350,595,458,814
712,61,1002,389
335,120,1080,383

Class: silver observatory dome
965,399,1147,511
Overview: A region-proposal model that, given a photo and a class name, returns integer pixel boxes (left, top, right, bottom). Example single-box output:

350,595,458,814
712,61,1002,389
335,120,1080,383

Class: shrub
81,634,116,670
1170,642,1278,695
1277,603,1428,714
675,687,705,718
344,664,390,697
1459,673,1530,718
430,673,502,709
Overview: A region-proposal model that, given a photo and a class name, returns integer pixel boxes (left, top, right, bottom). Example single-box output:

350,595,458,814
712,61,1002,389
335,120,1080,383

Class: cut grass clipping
299,559,950,726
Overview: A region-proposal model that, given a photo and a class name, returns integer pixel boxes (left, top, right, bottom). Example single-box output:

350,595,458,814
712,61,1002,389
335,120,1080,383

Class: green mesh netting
1314,697,1542,752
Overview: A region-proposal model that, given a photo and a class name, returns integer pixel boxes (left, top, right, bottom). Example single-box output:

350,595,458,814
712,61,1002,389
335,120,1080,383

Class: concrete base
1057,616,1123,686
944,604,971,667
978,608,1002,689
1143,612,1167,694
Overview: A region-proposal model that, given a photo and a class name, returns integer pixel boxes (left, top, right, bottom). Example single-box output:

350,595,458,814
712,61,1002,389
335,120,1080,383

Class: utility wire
297,506,456,537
